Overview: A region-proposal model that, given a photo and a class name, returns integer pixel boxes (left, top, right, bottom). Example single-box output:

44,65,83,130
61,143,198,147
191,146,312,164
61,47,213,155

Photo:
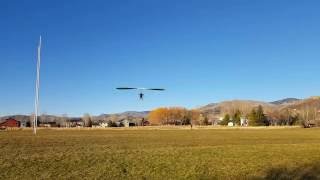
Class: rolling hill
1,97,320,123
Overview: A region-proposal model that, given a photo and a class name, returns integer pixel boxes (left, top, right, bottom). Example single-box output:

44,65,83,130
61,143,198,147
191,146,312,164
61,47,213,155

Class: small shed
228,122,234,127
20,121,27,128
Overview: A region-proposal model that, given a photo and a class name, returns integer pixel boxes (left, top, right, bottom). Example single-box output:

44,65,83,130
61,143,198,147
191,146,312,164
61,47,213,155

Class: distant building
20,121,27,128
39,122,58,128
240,117,248,127
120,119,130,127
91,122,100,128
91,122,110,128
0,118,20,128
99,122,109,128
69,118,84,127
228,122,234,127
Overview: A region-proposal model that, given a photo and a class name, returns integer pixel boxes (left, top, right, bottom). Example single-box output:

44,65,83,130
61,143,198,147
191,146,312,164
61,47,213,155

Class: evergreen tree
249,105,268,126
256,105,268,126
220,114,230,125
248,109,258,126
202,115,209,125
233,109,242,125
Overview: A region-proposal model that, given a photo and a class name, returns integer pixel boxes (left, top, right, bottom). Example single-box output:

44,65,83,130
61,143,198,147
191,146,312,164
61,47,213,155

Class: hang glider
116,87,165,100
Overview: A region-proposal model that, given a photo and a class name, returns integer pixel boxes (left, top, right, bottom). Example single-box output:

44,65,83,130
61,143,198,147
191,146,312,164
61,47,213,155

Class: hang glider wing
146,88,165,91
116,87,138,90
116,87,165,91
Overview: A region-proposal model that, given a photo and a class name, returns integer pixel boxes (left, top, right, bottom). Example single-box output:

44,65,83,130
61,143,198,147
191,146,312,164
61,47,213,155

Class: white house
228,122,234,127
121,119,130,127
240,117,248,126
99,122,109,128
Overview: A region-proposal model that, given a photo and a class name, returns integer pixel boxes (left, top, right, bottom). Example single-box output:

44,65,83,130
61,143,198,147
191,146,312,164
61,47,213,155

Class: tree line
148,107,210,126
149,105,320,127
14,99,320,128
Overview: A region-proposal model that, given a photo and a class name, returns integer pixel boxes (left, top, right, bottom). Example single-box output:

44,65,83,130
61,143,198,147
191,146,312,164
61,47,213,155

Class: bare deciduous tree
82,113,92,127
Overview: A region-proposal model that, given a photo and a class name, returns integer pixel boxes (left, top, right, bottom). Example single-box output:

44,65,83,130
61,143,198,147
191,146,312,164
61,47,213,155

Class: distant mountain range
101,111,150,118
0,111,150,123
270,98,301,105
2,97,320,123
199,97,320,116
95,111,149,121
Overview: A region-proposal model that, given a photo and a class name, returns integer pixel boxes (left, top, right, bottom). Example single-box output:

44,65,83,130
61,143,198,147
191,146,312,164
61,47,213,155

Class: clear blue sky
1,0,320,116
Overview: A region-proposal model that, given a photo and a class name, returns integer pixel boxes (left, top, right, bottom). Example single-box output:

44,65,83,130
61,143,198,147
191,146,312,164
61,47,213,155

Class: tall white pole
33,36,41,135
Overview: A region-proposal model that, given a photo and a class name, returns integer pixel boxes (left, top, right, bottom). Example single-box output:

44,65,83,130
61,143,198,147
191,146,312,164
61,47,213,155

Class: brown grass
1,128,320,179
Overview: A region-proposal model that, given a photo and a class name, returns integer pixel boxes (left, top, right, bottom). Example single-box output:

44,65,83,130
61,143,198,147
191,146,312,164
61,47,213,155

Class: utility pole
33,36,41,135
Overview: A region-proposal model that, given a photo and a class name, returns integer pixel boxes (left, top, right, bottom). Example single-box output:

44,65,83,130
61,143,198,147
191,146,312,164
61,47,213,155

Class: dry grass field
1,128,320,179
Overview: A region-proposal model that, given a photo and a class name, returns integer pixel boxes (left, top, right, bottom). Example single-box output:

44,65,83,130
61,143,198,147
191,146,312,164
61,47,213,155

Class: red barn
0,118,20,128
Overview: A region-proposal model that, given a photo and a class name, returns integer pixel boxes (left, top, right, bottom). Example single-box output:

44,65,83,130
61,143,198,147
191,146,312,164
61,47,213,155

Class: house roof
69,118,82,122
0,118,17,123
0,118,19,125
